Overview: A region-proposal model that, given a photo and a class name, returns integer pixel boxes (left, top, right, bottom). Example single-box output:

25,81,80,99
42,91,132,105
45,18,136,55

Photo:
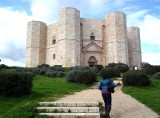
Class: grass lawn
122,78,160,116
0,75,90,117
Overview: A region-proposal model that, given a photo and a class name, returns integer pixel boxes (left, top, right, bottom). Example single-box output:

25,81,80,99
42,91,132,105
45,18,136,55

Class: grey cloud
0,42,25,62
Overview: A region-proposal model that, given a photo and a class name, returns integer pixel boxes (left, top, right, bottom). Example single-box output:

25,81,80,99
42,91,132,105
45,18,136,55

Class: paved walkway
55,81,159,118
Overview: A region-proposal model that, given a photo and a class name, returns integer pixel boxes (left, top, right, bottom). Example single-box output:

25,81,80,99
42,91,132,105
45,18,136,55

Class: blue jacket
98,78,115,93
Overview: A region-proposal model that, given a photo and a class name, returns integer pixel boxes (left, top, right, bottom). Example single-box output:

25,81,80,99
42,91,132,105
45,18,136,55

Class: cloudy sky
0,0,160,67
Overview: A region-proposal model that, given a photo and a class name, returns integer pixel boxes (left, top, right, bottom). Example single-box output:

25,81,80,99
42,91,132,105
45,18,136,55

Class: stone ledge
38,102,99,107
39,113,100,118
36,107,99,113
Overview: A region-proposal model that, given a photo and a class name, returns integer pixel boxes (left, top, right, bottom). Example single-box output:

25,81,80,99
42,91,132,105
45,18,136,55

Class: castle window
53,54,56,59
52,37,56,44
90,32,95,40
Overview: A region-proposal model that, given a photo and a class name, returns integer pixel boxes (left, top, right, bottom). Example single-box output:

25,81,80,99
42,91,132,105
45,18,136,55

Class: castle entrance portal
88,56,97,67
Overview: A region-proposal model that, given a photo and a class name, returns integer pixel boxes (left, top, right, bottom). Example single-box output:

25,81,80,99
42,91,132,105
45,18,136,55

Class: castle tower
105,11,129,65
106,11,128,64
58,7,80,67
127,27,142,69
26,21,47,67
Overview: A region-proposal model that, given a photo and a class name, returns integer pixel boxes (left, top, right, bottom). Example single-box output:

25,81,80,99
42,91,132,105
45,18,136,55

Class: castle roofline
27,20,46,25
61,7,80,12
105,11,125,19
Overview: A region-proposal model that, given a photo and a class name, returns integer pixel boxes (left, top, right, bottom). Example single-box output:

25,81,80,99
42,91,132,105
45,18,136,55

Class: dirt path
55,81,159,118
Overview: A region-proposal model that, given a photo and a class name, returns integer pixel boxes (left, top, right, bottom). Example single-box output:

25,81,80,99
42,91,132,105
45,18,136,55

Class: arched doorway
88,56,97,66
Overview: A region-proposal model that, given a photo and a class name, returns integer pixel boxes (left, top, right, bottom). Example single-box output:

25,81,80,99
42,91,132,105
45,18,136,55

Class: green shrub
94,65,104,72
153,72,160,80
37,64,50,68
115,64,129,73
45,71,65,78
51,65,63,71
143,65,160,75
122,70,151,86
66,69,97,84
76,70,97,84
106,63,129,73
39,68,47,75
90,66,98,74
63,67,71,72
56,71,65,77
66,70,80,82
71,66,90,71
0,72,33,97
100,67,120,78
2,103,48,118
107,63,117,67
0,64,10,70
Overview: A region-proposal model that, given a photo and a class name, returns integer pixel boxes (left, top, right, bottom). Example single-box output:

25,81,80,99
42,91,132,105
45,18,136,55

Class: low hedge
0,64,10,70
94,65,104,72
153,72,160,80
106,63,129,73
66,69,97,84
122,70,151,86
100,67,120,78
0,72,33,97
76,70,97,84
143,65,160,75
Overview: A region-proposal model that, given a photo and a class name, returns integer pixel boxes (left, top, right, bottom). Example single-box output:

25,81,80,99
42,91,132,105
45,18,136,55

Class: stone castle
26,7,142,69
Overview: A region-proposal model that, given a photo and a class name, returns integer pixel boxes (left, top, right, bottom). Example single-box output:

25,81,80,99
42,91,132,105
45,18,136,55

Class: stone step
39,113,100,118
37,102,100,118
38,102,99,107
36,107,99,113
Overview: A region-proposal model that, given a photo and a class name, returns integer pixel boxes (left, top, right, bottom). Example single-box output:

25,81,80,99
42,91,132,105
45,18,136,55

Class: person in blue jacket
98,73,115,118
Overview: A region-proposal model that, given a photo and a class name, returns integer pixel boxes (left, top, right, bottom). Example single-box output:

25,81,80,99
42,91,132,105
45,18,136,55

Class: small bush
94,65,104,72
51,65,63,71
107,63,117,67
100,67,120,78
71,66,90,71
0,71,33,97
143,65,160,75
37,64,50,68
115,64,129,73
38,68,47,75
90,66,98,74
66,69,97,84
45,71,65,78
2,103,48,118
0,64,10,70
76,70,97,84
153,72,160,80
106,63,129,73
63,67,71,72
122,70,151,86
66,70,80,82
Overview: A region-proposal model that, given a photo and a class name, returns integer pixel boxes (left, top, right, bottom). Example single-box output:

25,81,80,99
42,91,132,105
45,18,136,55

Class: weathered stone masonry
26,7,142,69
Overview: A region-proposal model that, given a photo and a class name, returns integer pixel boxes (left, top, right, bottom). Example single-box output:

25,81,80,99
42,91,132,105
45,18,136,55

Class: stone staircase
37,102,100,118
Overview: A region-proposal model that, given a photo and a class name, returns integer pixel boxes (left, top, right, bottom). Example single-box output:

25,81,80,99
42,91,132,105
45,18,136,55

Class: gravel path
55,81,159,118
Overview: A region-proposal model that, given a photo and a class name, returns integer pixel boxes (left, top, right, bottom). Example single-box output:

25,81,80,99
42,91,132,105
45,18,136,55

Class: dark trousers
102,93,112,113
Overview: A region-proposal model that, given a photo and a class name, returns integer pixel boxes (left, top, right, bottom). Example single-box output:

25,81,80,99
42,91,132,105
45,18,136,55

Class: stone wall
80,18,103,66
26,7,142,69
46,23,59,66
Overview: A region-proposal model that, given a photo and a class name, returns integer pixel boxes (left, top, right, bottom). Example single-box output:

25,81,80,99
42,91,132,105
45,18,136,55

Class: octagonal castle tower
26,7,142,69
